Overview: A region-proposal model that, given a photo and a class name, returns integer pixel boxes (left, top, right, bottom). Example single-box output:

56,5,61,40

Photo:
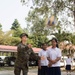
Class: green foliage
22,0,75,31
26,8,50,47
11,19,23,37
54,31,71,42
11,19,20,30
10,37,20,46
0,0,74,47
53,30,75,45
0,30,20,46
29,35,48,47
23,28,29,34
0,24,2,30
21,0,74,12
22,0,75,47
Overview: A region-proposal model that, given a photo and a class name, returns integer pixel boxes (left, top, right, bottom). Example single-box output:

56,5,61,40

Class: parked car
72,58,75,66
4,56,38,66
73,58,75,61
4,56,16,66
0,57,4,66
0,56,6,66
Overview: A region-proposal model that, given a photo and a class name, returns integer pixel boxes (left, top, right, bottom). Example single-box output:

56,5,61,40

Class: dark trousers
38,66,48,75
14,67,28,75
47,67,61,75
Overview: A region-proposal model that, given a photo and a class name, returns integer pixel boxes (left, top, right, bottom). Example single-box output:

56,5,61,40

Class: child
66,55,72,75
38,43,48,75
47,38,61,75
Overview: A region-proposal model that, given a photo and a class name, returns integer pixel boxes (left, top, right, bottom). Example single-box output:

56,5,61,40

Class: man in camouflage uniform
14,33,39,75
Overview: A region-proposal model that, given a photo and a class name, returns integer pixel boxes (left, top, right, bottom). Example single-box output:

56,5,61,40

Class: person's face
42,44,47,50
51,40,57,47
21,36,28,42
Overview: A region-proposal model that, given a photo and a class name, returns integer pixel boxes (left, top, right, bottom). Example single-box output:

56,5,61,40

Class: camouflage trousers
14,66,28,75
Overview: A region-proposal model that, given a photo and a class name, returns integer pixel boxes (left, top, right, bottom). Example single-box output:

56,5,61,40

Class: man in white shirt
38,43,48,75
66,55,72,75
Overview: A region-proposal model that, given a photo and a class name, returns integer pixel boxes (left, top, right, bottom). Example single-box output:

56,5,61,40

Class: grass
0,66,37,71
0,66,75,72
0,67,14,71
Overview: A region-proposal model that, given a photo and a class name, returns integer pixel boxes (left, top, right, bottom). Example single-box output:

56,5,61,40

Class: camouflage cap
20,33,28,38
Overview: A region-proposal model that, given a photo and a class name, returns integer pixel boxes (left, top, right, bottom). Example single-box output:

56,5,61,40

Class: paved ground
0,69,75,75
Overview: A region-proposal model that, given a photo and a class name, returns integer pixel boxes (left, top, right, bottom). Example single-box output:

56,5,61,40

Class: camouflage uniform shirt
15,43,38,71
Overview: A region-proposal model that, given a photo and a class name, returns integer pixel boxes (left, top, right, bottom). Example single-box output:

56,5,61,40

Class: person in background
38,43,48,75
66,55,72,75
47,38,61,75
14,33,40,75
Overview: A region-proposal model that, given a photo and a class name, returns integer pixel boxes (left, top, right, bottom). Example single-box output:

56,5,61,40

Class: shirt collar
51,47,57,50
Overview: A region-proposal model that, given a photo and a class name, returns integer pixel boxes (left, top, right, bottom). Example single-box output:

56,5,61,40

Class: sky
0,0,31,31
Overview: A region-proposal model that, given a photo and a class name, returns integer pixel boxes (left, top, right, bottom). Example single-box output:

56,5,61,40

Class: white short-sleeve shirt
38,49,48,66
47,47,61,67
66,58,72,65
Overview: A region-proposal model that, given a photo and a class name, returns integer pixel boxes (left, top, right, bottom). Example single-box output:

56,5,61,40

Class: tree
28,16,49,35
0,30,20,46
11,19,20,30
23,27,29,34
26,8,51,47
11,19,23,37
0,24,3,34
27,35,48,47
53,29,75,46
21,0,75,31
53,30,72,42
0,24,4,44
20,0,75,47
0,24,2,30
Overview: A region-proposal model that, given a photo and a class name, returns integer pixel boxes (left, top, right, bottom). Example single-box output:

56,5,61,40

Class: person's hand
51,60,57,64
48,60,56,67
28,44,32,48
38,66,41,69
51,57,60,64
48,62,52,67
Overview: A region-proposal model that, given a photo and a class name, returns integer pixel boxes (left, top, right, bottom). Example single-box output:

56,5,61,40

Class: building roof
0,45,17,52
0,45,42,53
0,45,52,53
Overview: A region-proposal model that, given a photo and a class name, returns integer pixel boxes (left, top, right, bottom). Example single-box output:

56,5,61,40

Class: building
0,45,41,56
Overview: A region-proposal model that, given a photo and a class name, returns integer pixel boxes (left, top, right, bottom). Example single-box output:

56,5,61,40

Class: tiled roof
0,45,52,53
0,45,41,53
